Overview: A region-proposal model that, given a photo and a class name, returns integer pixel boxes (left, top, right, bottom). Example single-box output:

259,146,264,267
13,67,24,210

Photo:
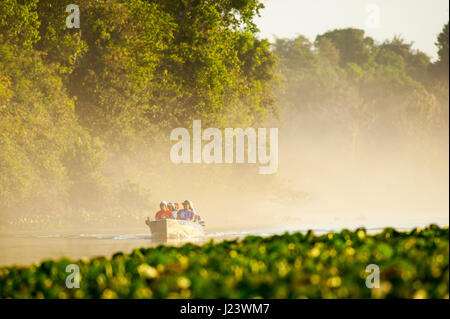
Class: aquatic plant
0,225,448,299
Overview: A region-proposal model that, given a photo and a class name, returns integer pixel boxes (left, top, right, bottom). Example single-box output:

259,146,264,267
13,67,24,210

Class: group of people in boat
149,200,205,226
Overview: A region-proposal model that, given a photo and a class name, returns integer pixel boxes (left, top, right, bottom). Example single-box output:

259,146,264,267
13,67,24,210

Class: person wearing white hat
154,201,173,220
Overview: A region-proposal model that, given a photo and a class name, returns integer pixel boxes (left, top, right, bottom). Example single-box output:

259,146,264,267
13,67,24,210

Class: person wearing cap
155,201,174,220
174,203,180,219
177,200,198,222
167,202,178,219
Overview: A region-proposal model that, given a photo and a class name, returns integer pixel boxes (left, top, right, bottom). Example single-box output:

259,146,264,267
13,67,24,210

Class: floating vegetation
0,225,448,299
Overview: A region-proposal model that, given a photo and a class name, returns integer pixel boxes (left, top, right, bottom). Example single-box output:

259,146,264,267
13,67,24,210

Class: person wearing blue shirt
177,200,198,222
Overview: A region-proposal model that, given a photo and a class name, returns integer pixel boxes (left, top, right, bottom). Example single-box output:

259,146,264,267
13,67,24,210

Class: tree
274,36,316,71
274,28,445,163
315,28,376,67
1,0,278,217
376,37,430,82
315,38,340,66
0,0,40,49
430,22,449,81
0,42,102,212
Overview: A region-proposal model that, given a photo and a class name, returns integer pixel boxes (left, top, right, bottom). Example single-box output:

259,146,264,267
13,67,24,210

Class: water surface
0,220,446,267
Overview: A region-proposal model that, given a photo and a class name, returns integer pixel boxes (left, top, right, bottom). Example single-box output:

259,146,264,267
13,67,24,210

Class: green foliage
0,0,276,217
143,0,275,129
430,22,449,81
437,22,449,63
0,226,448,299
35,0,87,74
0,42,86,211
274,27,448,157
64,0,175,150
62,133,111,211
315,28,376,67
31,0,275,143
376,37,430,82
0,2,447,220
0,0,40,49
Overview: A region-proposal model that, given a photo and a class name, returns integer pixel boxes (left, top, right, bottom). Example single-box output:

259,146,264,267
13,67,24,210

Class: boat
146,219,205,239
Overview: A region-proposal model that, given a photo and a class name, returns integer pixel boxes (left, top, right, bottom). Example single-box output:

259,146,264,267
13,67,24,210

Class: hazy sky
255,0,449,61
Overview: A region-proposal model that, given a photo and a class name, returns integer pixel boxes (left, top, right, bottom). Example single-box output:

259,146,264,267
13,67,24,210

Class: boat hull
148,219,205,239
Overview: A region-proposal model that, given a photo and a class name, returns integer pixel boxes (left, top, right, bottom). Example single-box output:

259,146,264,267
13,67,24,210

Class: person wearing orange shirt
155,201,174,220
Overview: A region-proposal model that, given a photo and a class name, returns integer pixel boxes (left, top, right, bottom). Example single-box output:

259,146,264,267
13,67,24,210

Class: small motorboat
146,218,205,239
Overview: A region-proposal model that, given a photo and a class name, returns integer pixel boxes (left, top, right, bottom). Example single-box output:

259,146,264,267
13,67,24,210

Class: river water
0,220,446,267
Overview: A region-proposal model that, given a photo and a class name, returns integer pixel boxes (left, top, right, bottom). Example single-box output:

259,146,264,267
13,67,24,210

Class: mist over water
0,2,448,267
140,105,449,232
2,103,447,267
1,88,448,267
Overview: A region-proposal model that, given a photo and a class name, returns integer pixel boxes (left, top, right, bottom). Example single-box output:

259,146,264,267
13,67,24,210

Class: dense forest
0,0,448,227
275,27,449,152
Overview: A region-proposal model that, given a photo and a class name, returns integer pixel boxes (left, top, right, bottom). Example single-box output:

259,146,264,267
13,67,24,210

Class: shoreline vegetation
0,225,448,299
1,0,448,222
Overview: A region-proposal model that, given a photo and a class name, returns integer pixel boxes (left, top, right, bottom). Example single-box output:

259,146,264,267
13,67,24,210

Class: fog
2,100,448,266
2,101,448,235
111,105,449,233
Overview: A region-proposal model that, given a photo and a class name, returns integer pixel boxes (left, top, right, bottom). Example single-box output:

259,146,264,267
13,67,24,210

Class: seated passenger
167,202,178,219
177,200,198,222
155,201,174,220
